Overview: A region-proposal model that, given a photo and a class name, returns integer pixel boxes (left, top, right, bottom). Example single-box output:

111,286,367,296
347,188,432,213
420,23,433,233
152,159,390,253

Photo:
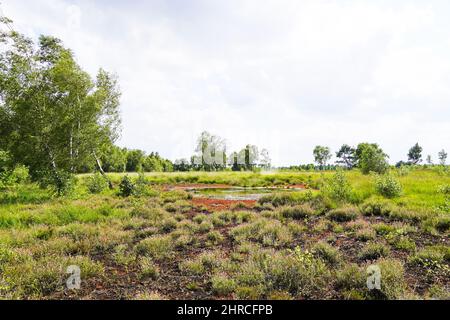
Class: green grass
79,168,450,211
0,168,448,300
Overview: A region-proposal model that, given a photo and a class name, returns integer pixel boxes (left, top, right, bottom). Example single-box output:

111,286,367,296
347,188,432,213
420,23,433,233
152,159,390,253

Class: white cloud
1,0,449,165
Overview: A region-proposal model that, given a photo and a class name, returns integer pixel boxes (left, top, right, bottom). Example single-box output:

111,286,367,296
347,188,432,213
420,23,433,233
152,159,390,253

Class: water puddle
191,187,305,201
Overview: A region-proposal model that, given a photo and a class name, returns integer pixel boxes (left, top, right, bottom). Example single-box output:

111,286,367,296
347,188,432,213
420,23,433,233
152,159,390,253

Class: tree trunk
45,144,63,194
93,151,113,189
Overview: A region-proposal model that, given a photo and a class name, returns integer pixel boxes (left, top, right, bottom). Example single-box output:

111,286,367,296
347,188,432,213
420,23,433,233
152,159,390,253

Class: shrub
335,263,366,292
355,228,376,242
323,170,353,203
235,286,264,299
230,219,292,248
159,217,177,233
87,173,109,194
409,246,449,267
375,175,402,198
360,198,394,217
358,243,390,261
134,173,150,196
10,165,29,184
278,204,315,220
113,244,135,267
258,192,311,207
118,176,135,197
326,206,358,222
422,215,450,234
135,235,173,260
312,242,342,267
206,231,224,245
40,170,77,196
372,223,396,235
139,257,160,280
373,259,408,300
389,236,416,252
211,274,236,296
267,247,330,297
179,251,224,275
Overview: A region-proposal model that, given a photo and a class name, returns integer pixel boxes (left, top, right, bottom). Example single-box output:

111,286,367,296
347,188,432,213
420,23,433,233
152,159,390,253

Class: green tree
0,22,121,192
313,146,332,169
194,131,227,171
407,143,422,165
335,144,356,169
438,149,447,165
100,145,126,172
356,143,389,174
125,149,145,172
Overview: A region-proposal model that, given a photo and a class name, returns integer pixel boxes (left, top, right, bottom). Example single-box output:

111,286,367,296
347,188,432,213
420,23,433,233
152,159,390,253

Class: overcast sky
1,0,449,166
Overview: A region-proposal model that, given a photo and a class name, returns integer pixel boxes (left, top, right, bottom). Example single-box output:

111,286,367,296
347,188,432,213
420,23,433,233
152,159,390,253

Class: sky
1,0,449,166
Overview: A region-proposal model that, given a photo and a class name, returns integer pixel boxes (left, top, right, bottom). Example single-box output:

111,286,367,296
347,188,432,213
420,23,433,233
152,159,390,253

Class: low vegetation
0,168,447,300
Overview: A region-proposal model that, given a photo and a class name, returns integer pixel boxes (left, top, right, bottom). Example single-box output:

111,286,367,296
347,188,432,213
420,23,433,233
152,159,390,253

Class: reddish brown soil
191,198,256,211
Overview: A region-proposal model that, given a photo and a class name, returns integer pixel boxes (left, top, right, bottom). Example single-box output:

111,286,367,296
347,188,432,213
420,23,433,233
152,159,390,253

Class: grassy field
0,168,448,300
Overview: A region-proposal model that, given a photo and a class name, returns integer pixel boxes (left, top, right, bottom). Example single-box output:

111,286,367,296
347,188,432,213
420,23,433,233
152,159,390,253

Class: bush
326,206,358,222
211,274,236,296
323,170,353,203
335,263,366,292
360,198,395,217
139,257,160,280
87,173,109,194
278,204,315,220
48,171,77,196
375,175,402,198
267,247,330,297
135,235,173,260
312,242,342,267
373,259,408,300
134,173,150,196
358,243,390,261
10,165,29,184
230,219,292,248
118,176,135,197
355,228,376,242
409,246,449,267
258,192,311,207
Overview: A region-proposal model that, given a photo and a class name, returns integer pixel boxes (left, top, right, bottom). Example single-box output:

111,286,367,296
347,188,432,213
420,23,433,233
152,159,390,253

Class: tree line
1,17,448,194
306,143,447,174
173,131,271,172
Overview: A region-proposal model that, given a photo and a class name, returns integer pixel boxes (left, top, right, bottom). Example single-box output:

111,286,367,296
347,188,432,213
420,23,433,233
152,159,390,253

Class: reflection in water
192,187,305,201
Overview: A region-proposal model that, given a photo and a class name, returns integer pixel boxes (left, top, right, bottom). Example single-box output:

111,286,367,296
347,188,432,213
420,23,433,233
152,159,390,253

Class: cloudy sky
1,0,449,166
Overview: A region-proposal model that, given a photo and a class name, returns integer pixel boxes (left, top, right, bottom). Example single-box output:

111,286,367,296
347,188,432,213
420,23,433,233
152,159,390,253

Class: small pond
192,187,306,201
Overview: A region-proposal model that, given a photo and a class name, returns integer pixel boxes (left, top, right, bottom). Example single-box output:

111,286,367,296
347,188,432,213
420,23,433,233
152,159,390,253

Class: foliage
407,143,423,165
323,170,353,203
356,143,389,174
313,146,332,169
438,149,447,165
278,204,316,220
335,144,356,169
0,24,121,191
360,198,395,217
118,176,135,197
358,243,390,261
326,206,358,222
86,173,109,194
375,175,403,198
